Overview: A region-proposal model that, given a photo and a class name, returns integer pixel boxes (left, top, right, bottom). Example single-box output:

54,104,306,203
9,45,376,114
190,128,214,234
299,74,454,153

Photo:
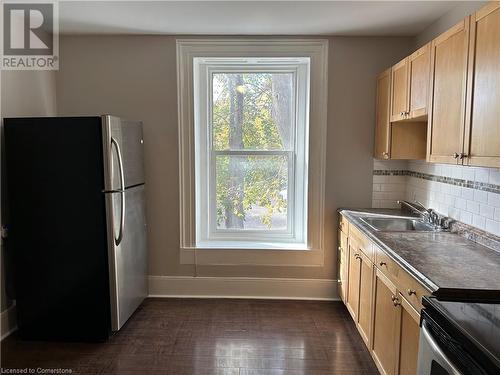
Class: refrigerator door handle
111,137,125,246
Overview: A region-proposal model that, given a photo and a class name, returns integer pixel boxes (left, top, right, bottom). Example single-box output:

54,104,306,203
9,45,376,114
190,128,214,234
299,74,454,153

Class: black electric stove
420,296,500,375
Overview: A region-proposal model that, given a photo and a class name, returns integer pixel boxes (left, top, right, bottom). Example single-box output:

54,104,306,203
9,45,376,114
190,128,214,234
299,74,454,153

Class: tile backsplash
372,160,408,209
372,160,500,236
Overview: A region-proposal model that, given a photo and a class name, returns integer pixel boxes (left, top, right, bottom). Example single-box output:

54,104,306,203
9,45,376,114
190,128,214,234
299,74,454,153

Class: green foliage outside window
212,73,292,230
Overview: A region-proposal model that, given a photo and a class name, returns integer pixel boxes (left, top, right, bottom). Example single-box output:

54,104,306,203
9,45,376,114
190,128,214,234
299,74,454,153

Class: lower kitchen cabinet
339,213,427,375
338,230,349,303
346,238,361,319
358,251,374,346
344,232,375,345
372,268,400,375
397,295,421,375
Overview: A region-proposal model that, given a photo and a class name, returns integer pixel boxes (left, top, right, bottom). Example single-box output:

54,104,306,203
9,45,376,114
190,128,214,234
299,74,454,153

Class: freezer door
106,185,148,331
102,115,145,191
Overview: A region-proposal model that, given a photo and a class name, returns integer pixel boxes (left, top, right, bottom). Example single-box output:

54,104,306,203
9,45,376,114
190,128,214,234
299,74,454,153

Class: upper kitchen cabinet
427,18,470,165
464,2,500,168
390,58,409,122
407,43,431,120
374,69,392,159
374,69,427,160
390,43,430,123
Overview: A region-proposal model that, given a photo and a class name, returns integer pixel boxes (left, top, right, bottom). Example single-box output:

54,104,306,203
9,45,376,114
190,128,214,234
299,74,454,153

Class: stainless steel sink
359,217,436,232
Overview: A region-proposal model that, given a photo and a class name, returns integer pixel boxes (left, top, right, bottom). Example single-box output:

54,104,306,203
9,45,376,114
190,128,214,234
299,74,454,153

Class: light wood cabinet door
397,296,421,375
464,2,500,168
408,43,431,120
346,239,361,321
390,58,409,122
371,268,400,375
427,18,470,164
338,230,349,303
357,251,374,347
374,68,392,159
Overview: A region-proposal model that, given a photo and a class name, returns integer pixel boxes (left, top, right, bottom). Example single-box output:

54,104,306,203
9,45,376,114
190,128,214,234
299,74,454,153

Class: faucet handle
430,211,439,225
439,217,453,230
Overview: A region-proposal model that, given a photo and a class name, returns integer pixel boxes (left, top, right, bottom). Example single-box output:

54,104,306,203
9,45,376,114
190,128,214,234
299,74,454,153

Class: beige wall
56,35,411,281
413,1,486,48
1,70,57,312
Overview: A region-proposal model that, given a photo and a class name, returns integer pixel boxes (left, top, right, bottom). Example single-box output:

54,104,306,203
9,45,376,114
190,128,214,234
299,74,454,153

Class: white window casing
177,39,328,266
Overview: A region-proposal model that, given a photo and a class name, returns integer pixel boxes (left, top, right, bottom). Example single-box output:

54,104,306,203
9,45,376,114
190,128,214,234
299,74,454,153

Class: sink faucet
397,200,430,217
397,200,449,230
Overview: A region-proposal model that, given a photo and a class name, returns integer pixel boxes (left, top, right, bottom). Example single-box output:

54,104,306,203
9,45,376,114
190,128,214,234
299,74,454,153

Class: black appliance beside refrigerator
4,115,148,341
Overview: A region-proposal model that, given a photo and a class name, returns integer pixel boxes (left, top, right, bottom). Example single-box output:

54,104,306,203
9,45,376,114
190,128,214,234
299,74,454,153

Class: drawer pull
354,254,361,260
391,295,396,302
393,297,401,307
407,289,417,296
379,261,387,266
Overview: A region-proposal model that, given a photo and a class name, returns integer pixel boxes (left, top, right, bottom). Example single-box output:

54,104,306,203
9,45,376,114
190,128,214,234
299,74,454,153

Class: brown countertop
340,209,500,300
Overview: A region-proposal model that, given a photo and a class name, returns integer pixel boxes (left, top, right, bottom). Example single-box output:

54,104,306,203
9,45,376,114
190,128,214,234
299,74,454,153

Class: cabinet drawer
397,268,431,312
349,225,374,260
375,245,431,312
374,245,400,284
339,214,349,235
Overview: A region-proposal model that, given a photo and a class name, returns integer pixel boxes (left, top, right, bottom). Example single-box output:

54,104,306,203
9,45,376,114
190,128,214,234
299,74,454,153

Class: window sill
193,241,310,251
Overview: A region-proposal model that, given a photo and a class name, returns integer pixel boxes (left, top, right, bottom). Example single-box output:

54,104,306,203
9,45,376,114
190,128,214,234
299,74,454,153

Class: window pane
215,155,288,230
212,72,294,151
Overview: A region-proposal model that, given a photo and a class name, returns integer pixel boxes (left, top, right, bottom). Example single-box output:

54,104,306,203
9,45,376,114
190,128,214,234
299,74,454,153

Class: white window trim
194,57,310,248
177,39,328,266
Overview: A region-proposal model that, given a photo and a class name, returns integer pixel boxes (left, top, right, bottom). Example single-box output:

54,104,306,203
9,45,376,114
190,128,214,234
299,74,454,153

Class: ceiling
59,1,469,36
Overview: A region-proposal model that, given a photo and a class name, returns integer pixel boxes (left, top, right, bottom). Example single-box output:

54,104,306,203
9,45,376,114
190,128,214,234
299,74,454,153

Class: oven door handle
420,321,463,375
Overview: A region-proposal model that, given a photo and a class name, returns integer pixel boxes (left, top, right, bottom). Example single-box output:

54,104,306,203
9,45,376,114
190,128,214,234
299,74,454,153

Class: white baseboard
1,303,17,340
149,276,340,300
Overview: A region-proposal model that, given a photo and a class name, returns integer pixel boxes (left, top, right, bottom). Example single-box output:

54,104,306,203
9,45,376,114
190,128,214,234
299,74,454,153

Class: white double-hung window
178,39,327,261
193,57,310,248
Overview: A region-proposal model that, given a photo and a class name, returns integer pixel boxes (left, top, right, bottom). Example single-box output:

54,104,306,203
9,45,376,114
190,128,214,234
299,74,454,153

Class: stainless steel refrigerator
4,115,148,341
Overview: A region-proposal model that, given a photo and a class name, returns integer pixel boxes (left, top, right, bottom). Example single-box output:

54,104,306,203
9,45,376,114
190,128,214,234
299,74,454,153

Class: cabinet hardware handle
393,298,401,307
382,151,389,159
379,261,387,266
338,246,342,252
459,153,467,160
354,254,361,260
391,295,396,302
407,289,416,296
453,153,460,159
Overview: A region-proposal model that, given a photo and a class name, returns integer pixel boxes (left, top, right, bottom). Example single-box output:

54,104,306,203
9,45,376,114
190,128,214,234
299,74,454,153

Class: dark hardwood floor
1,299,378,375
